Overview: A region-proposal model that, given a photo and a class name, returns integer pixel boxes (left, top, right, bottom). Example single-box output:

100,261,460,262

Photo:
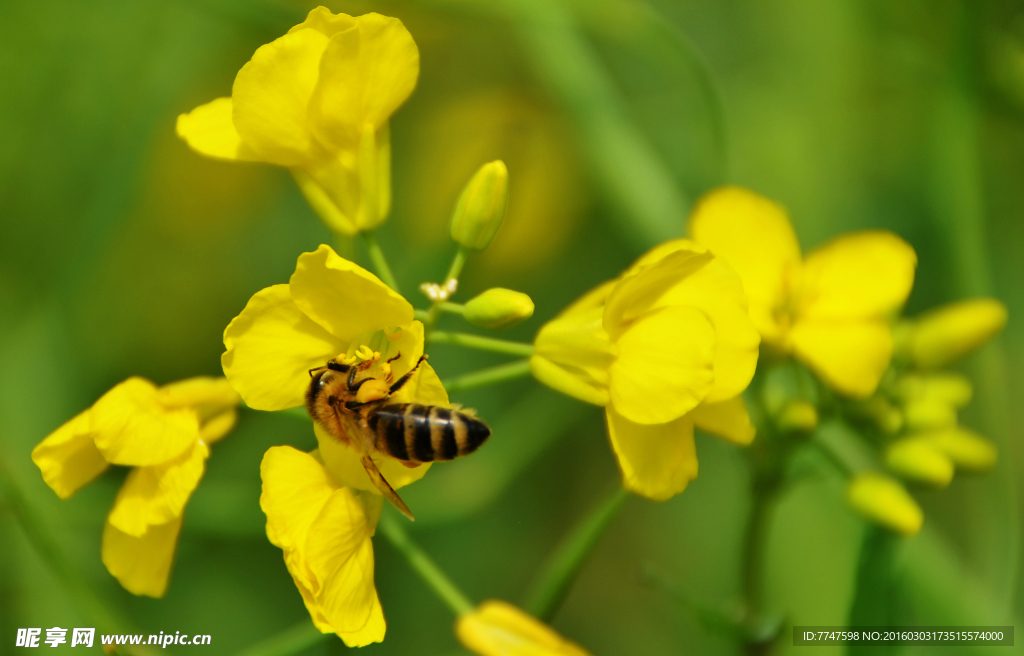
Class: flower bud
846,473,923,536
450,161,509,250
775,400,818,433
463,288,535,330
908,298,1008,369
923,427,997,471
852,396,904,434
902,399,957,431
884,438,954,487
895,373,972,408
456,600,592,656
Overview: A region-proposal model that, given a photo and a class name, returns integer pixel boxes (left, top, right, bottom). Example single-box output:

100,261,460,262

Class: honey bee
306,352,490,520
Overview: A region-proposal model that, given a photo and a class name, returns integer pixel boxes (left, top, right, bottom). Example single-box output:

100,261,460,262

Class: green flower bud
902,399,957,431
923,426,997,471
464,288,535,330
774,400,818,433
846,473,923,536
908,298,1008,369
450,161,509,250
894,373,972,408
884,438,954,487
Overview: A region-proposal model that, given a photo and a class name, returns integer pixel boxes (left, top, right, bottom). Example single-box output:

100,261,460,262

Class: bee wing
360,454,415,521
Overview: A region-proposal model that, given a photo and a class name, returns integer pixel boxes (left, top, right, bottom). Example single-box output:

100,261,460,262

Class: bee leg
386,352,402,364
360,455,415,521
388,355,428,394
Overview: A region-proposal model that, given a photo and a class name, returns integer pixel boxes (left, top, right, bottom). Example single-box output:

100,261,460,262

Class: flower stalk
429,331,535,357
442,360,533,393
360,231,401,293
378,512,476,616
523,485,630,621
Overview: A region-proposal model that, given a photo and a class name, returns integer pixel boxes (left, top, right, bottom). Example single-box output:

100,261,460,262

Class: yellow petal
199,408,238,444
314,422,431,492
305,489,381,638
107,442,208,537
307,14,419,151
289,245,413,343
260,446,338,552
559,280,617,318
390,361,450,407
288,6,357,38
456,599,592,656
908,298,1008,369
788,319,893,398
337,595,386,648
102,517,182,598
32,410,108,499
293,164,359,236
846,473,923,536
626,237,707,272
157,376,240,412
798,230,917,320
222,284,345,411
91,378,199,466
231,28,328,166
690,396,755,445
531,307,615,406
608,306,715,424
688,186,802,338
643,255,760,403
602,249,713,340
605,407,697,501
175,97,256,161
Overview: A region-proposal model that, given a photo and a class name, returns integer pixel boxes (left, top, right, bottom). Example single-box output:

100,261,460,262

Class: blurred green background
1,0,1022,654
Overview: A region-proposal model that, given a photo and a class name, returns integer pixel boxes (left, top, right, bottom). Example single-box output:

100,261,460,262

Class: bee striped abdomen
370,403,490,462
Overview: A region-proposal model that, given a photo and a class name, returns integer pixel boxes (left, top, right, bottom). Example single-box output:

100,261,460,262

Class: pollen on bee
356,379,390,403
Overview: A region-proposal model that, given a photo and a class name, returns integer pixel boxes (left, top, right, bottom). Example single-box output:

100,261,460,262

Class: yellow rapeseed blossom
32,376,239,597
846,472,923,536
531,239,759,501
456,600,592,656
177,7,418,235
690,186,917,398
223,244,448,642
897,298,1008,369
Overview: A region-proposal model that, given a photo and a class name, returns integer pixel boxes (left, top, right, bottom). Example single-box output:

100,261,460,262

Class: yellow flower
690,186,917,398
456,600,592,656
224,245,448,641
260,446,386,646
32,376,239,597
846,472,923,536
176,7,419,235
531,239,759,500
898,298,1008,369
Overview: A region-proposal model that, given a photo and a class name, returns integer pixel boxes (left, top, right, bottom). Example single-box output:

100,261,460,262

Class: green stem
442,360,533,393
235,620,327,656
445,246,470,284
359,231,400,293
429,331,535,357
377,512,475,616
437,302,465,315
523,485,629,621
